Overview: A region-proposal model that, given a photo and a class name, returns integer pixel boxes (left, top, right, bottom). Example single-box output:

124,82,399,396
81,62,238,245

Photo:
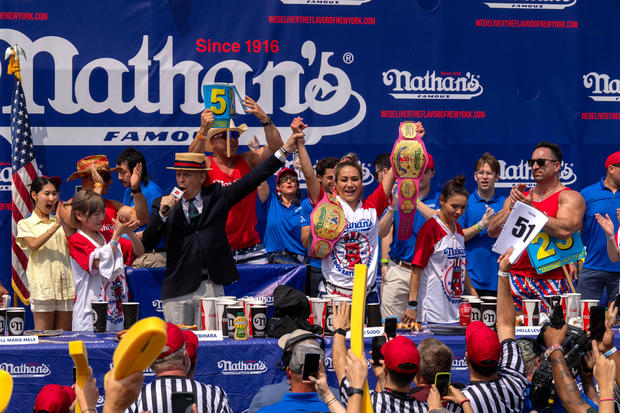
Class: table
1,331,470,413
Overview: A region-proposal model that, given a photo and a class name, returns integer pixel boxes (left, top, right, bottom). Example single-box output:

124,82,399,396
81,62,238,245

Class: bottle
234,312,248,340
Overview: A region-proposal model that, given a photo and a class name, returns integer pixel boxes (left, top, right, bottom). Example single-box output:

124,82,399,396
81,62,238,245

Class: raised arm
463,205,495,242
542,190,585,240
595,210,620,262
291,118,321,204
496,248,515,341
487,185,526,238
241,96,284,167
189,109,214,153
332,303,351,385
128,162,149,225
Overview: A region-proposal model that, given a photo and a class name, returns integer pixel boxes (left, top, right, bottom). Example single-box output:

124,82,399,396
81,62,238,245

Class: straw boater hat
66,155,120,182
167,153,211,171
204,120,248,152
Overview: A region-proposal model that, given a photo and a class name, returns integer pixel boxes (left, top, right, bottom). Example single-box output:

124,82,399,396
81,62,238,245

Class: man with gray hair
256,329,329,412
125,323,231,413
410,337,454,402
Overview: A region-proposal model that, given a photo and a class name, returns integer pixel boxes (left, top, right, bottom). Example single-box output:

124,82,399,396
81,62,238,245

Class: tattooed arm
544,325,594,413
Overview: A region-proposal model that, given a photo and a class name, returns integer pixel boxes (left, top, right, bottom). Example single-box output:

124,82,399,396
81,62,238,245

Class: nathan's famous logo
281,0,370,4
583,72,620,102
452,357,468,371
483,0,576,9
152,299,164,313
382,70,483,100
0,30,365,145
217,360,268,375
496,159,577,188
0,362,51,378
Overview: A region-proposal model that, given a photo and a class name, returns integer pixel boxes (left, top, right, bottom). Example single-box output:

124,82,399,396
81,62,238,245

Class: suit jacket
143,154,284,300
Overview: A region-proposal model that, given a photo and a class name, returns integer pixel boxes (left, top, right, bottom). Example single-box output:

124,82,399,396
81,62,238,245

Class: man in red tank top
189,96,284,264
60,155,149,239
488,142,585,311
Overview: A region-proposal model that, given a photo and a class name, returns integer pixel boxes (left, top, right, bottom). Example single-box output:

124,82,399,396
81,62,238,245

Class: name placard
515,326,542,336
0,336,39,345
346,326,385,339
195,330,224,341
527,231,586,274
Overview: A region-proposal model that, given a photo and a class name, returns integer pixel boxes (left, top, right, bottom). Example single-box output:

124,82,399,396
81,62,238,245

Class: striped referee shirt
447,339,528,413
125,375,232,413
340,377,428,413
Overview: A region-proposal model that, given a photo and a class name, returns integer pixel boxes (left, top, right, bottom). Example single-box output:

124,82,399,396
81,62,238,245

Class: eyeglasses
372,168,387,180
279,176,298,183
213,131,240,140
527,158,558,168
475,171,496,177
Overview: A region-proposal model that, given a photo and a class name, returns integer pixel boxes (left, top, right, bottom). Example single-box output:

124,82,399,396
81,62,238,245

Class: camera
529,322,591,407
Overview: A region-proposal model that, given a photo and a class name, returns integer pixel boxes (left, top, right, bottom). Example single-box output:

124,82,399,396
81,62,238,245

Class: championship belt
390,121,428,240
309,192,347,259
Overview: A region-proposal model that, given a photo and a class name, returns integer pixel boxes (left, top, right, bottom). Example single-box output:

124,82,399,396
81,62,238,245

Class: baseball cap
182,330,198,369
605,151,620,169
158,323,185,359
381,335,420,374
276,167,298,184
34,384,76,413
278,329,325,373
466,321,501,366
426,153,435,170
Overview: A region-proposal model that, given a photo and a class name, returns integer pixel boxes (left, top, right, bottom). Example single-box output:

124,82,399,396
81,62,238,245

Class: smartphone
615,294,620,311
385,317,397,339
302,353,321,381
372,336,387,365
589,305,606,342
171,392,195,413
550,305,565,329
72,366,76,384
75,185,82,194
434,372,451,397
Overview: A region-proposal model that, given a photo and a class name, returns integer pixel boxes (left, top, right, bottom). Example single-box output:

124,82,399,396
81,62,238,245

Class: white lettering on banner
583,72,620,102
496,159,577,188
451,357,468,371
0,31,365,145
344,326,384,338
152,299,164,313
216,360,268,375
0,164,10,191
382,70,483,100
0,362,50,377
281,0,370,4
483,0,576,9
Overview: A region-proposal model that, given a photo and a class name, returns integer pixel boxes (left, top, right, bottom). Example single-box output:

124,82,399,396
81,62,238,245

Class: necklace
534,183,562,202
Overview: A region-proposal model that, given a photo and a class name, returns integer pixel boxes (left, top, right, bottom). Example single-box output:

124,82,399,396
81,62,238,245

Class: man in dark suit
143,132,302,324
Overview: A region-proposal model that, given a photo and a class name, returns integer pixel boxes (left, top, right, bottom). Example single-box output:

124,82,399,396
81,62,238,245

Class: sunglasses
279,176,298,183
372,168,387,180
527,158,558,168
212,131,240,140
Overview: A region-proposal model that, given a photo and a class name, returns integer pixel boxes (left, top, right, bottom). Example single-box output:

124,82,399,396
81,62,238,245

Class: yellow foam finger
351,264,372,412
113,317,167,380
68,340,89,413
0,370,13,413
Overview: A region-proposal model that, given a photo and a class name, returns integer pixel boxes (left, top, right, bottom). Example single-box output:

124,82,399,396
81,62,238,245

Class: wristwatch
346,387,364,397
261,117,273,126
335,328,348,337
131,187,142,194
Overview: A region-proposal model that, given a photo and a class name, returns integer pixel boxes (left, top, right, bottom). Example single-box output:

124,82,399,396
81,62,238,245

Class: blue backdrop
0,0,619,292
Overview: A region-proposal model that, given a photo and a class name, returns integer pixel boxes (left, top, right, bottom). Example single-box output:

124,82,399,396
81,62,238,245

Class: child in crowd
67,189,144,331
16,176,74,330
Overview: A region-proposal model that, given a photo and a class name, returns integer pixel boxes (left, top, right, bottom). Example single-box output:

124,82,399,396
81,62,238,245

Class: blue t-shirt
263,192,306,256
580,178,620,272
123,179,165,249
458,189,506,291
389,192,439,262
300,197,321,269
256,392,329,413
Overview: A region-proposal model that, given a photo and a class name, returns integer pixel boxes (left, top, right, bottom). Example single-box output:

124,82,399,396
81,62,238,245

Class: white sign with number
492,201,548,263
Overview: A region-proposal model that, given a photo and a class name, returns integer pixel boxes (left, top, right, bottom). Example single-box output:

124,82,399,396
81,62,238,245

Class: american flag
10,79,40,305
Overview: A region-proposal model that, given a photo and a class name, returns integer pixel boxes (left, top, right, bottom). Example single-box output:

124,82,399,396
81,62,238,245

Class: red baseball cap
34,384,76,413
605,151,620,169
182,330,198,368
158,323,185,359
381,335,420,374
276,167,298,184
426,153,435,170
466,321,501,366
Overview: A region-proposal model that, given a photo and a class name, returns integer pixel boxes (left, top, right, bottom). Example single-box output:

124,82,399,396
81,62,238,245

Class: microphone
162,186,184,215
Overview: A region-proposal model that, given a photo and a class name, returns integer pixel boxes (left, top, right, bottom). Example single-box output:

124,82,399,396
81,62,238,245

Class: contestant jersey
207,155,260,250
511,188,570,280
322,184,390,290
412,215,466,323
68,230,134,331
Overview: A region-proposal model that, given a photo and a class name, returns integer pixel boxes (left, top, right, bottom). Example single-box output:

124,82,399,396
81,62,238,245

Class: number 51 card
492,201,548,264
